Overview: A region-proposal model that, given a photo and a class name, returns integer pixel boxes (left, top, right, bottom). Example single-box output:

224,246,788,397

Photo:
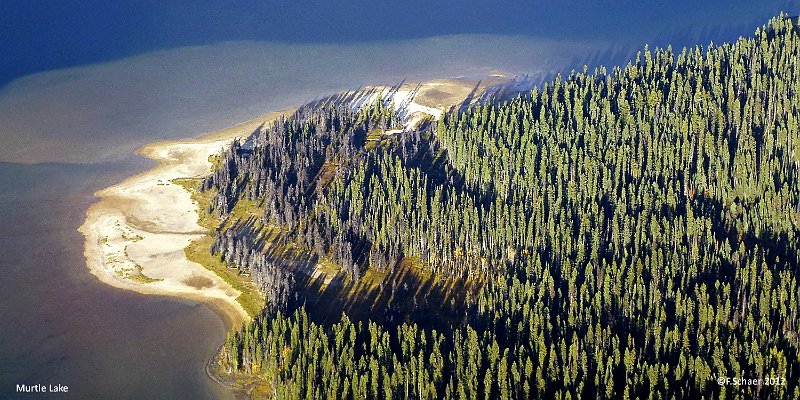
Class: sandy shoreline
77,78,505,332
78,111,287,328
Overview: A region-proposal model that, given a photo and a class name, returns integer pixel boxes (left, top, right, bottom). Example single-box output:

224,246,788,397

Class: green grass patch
127,263,163,284
227,198,265,226
114,263,163,284
314,256,341,278
366,127,395,151
173,176,266,318
184,236,265,318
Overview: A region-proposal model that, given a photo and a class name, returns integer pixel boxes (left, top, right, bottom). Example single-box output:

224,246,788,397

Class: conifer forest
203,16,800,399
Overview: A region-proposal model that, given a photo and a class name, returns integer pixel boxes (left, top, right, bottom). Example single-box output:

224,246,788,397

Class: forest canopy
204,15,799,399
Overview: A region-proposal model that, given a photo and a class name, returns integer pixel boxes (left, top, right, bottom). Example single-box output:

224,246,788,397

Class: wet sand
78,111,288,328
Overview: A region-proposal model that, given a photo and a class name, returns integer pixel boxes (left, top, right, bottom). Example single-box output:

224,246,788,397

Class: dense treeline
204,98,401,303
211,16,799,399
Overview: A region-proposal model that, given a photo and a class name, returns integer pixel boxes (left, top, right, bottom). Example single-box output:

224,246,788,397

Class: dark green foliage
213,15,800,399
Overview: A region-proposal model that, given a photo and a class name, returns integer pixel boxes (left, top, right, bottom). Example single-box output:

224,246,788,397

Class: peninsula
78,79,501,328
78,112,286,327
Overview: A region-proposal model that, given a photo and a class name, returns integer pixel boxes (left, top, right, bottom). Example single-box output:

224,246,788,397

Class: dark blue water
1,0,798,87
1,2,799,399
3,2,799,165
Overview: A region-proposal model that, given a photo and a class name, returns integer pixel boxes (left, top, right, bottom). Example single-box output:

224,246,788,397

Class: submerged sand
78,112,285,328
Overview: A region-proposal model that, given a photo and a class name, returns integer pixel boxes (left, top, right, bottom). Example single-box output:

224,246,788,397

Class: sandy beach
78,112,286,328
77,78,502,330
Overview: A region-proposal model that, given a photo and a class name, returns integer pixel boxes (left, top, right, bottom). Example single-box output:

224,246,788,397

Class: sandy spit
76,77,502,330
78,111,287,328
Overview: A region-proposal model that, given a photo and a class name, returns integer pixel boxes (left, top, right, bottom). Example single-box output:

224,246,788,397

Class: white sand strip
78,111,286,327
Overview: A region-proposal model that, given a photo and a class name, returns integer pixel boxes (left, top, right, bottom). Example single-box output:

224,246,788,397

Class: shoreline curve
78,110,289,329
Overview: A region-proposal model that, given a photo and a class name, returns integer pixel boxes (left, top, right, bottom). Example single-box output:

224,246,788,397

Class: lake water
0,1,797,399
0,161,234,399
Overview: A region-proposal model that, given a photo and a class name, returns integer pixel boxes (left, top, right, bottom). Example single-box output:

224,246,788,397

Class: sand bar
79,111,287,328
77,78,502,330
